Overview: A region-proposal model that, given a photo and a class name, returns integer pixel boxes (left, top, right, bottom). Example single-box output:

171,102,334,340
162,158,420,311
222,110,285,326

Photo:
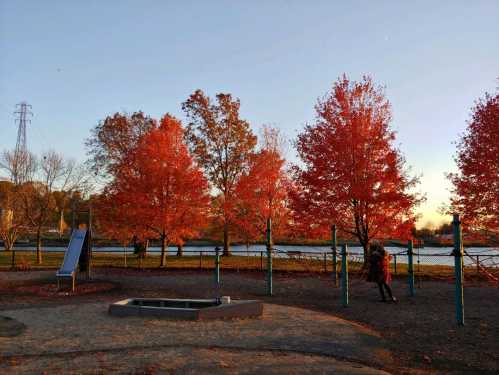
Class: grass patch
0,249,488,279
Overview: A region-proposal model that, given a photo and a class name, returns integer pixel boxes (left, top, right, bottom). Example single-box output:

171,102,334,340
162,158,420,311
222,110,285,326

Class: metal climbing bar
453,214,465,326
408,240,415,297
341,244,349,307
331,225,338,286
266,218,273,296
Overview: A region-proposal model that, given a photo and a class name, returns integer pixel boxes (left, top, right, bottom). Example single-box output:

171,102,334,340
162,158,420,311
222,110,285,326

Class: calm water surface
2,244,498,267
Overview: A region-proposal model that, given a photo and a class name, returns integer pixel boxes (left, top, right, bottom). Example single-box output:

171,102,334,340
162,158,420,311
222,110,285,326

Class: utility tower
11,102,33,185
14,102,32,156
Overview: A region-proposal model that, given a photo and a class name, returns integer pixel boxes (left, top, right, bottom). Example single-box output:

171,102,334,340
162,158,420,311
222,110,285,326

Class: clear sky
1,1,498,228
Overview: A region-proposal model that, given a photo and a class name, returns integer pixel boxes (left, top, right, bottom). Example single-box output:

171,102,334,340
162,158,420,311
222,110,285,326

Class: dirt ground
0,301,391,375
0,268,498,374
1,347,392,375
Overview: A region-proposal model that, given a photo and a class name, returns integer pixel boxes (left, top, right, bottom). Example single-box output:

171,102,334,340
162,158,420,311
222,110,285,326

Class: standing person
367,242,397,302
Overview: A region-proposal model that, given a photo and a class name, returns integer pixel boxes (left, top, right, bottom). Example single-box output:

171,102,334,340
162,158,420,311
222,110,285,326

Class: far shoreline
1,238,497,249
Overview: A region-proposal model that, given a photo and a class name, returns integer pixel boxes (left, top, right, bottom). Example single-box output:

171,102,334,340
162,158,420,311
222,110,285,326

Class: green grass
0,249,487,278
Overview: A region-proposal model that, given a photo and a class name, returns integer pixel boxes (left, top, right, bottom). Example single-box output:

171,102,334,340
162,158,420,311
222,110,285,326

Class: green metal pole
266,218,273,296
215,246,220,285
452,214,464,326
408,240,415,297
331,225,338,287
341,244,349,307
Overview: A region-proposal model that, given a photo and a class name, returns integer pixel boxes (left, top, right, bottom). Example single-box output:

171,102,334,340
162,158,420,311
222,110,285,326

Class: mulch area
0,268,498,374
12,281,117,297
0,274,119,299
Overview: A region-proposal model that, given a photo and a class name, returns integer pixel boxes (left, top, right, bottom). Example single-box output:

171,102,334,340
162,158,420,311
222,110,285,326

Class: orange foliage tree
93,193,145,249
448,90,498,232
234,126,291,244
182,90,257,255
292,75,424,256
86,111,156,179
101,115,210,266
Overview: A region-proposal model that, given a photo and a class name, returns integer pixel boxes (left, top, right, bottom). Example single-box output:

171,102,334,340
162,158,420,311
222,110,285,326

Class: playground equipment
341,244,349,307
56,229,89,291
331,224,338,287
407,240,415,297
56,204,93,291
452,214,465,326
266,218,273,296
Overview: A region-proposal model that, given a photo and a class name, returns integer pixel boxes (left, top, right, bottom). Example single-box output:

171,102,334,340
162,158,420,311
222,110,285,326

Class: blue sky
1,1,498,227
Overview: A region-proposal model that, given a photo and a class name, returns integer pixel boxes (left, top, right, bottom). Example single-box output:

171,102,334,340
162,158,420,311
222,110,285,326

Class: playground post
341,243,349,307
452,214,465,326
408,239,415,297
215,246,221,285
331,224,338,287
266,217,273,296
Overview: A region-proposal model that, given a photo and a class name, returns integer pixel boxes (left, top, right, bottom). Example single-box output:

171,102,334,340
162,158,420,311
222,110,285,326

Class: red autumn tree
292,75,424,256
104,115,210,267
448,90,499,232
94,193,143,249
234,126,291,244
182,90,257,255
86,111,157,179
87,111,157,253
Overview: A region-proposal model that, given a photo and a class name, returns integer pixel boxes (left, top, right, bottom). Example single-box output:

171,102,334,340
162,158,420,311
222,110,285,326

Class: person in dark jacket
367,242,397,302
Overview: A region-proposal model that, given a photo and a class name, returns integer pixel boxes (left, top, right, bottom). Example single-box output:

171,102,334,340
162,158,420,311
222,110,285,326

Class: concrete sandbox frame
108,298,263,320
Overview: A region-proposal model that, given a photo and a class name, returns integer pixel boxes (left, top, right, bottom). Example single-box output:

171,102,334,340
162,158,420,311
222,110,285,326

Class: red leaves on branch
448,91,499,232
291,75,424,254
97,115,210,265
234,126,291,242
86,112,156,178
182,90,257,255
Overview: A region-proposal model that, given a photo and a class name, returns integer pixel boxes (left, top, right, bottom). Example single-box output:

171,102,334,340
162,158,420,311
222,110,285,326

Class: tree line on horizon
1,75,497,265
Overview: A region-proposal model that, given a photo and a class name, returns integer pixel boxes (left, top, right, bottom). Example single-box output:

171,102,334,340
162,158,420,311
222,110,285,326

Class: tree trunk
143,239,149,258
176,243,183,257
36,228,42,265
10,247,16,269
361,240,370,268
2,231,15,251
246,241,250,266
59,209,64,238
160,233,167,267
223,222,231,256
136,239,149,269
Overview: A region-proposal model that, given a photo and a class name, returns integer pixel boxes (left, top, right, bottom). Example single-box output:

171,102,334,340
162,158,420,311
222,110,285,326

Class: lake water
2,244,498,267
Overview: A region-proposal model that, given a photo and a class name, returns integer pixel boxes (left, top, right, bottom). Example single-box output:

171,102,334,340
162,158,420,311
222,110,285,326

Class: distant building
0,208,13,229
435,233,453,245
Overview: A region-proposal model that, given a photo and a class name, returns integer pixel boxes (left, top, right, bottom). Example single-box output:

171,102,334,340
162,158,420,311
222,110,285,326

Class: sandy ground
0,268,498,374
0,302,391,374
1,347,392,375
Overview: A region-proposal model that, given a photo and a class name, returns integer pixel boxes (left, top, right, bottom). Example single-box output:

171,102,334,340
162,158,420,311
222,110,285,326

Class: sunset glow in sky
1,1,498,228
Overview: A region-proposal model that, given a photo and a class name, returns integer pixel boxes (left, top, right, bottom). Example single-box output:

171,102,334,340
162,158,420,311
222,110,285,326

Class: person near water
367,242,397,302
